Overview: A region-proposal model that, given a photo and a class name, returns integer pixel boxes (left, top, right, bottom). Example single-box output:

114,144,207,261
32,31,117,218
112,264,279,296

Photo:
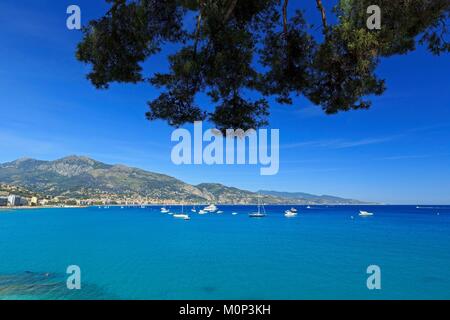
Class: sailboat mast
258,197,261,214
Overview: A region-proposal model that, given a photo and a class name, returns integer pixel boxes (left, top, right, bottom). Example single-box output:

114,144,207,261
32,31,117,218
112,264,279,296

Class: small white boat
232,212,238,215
306,206,311,209
290,207,298,213
121,206,124,209
249,212,266,218
173,205,190,220
359,210,374,217
216,210,224,214
203,204,218,212
249,199,267,218
284,210,297,218
160,202,169,213
173,214,190,220
191,206,197,213
198,209,207,215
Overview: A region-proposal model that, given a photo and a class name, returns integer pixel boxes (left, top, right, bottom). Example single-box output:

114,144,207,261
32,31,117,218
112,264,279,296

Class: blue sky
1,0,449,204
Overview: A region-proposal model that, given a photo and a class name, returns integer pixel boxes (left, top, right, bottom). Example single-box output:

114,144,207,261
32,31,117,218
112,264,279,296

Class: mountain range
0,156,370,204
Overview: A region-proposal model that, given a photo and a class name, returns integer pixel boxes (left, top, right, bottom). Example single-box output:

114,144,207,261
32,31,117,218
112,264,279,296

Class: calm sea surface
1,205,449,299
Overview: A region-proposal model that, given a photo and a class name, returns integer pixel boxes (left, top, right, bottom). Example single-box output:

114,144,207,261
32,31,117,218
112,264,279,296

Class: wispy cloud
280,167,346,174
333,136,398,149
282,123,450,151
282,135,398,150
378,153,450,161
378,155,431,161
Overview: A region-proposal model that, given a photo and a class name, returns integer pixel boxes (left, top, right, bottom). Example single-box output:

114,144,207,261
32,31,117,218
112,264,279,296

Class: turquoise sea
1,205,450,300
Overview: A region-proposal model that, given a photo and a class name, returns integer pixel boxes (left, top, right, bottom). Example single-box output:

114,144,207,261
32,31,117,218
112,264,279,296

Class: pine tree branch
193,12,202,55
283,0,289,36
224,0,238,22
315,0,328,32
193,0,205,57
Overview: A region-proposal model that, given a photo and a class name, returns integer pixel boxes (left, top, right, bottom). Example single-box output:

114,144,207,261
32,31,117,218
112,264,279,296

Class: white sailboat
198,209,207,214
249,198,267,218
173,214,190,220
191,205,197,213
173,205,190,220
359,210,374,217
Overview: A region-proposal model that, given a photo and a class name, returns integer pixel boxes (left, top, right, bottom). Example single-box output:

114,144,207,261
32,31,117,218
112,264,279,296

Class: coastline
0,205,88,211
0,204,424,212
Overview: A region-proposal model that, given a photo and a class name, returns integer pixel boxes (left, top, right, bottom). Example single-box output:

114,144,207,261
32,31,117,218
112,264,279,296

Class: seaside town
0,183,177,208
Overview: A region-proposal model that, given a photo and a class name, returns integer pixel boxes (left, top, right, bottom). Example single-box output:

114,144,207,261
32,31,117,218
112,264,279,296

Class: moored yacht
173,205,190,220
173,214,190,220
161,207,170,213
284,210,298,218
203,204,218,212
249,199,267,218
359,210,374,217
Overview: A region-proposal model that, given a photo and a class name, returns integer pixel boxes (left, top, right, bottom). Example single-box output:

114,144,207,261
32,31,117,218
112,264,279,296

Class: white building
7,195,28,206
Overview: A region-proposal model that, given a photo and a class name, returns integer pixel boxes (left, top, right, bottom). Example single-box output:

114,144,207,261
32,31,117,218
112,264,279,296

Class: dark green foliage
306,25,385,113
209,95,269,131
76,0,450,128
259,10,316,105
77,0,185,88
146,92,207,127
338,0,450,56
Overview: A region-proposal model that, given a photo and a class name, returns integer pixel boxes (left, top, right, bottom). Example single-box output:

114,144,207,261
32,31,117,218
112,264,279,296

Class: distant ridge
0,156,371,204
258,190,368,205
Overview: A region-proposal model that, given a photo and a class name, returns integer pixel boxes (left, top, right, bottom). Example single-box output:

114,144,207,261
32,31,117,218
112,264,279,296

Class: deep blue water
1,205,450,300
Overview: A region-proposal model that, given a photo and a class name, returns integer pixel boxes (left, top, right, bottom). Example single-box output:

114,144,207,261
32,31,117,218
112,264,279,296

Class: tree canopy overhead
76,0,450,131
